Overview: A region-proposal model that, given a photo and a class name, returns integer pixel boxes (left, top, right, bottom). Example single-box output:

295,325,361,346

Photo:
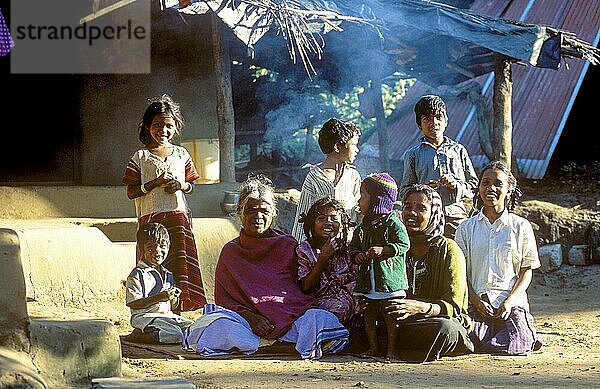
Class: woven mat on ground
120,338,299,360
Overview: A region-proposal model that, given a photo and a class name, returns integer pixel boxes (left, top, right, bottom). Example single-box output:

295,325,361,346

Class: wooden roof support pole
211,14,236,183
492,54,513,171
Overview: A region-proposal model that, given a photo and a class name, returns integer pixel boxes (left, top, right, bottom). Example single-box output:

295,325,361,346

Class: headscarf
403,184,445,240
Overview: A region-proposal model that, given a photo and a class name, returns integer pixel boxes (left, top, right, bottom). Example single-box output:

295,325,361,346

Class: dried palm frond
230,0,376,75
562,34,600,66
547,27,600,66
80,0,376,75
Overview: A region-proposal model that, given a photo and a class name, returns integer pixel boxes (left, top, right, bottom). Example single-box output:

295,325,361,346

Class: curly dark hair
138,94,184,145
317,118,360,154
300,196,350,251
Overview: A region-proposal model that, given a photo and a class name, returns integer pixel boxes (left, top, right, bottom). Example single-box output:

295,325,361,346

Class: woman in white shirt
455,161,542,355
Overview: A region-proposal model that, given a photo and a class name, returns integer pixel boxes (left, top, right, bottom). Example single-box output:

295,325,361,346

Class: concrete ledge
28,305,121,388
0,183,240,219
191,217,240,302
14,225,135,308
1,217,239,312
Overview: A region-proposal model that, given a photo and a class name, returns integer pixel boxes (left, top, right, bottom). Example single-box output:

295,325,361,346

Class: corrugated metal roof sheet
382,0,600,179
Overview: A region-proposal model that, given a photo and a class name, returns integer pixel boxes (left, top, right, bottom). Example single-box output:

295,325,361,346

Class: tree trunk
211,14,236,182
303,115,317,162
465,83,493,161
492,54,513,170
304,124,314,162
372,77,390,171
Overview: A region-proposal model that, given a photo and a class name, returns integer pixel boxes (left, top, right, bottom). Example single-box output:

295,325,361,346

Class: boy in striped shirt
292,118,362,242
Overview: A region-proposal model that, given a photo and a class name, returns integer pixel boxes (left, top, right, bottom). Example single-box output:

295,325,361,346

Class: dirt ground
117,166,600,388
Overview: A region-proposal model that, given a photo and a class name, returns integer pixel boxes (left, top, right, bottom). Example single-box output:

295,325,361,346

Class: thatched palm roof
83,0,598,83
164,0,599,84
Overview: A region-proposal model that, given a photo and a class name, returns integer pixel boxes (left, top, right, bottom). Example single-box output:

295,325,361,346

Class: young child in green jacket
349,173,410,359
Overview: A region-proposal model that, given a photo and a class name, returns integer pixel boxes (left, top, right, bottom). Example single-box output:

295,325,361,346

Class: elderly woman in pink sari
184,175,349,359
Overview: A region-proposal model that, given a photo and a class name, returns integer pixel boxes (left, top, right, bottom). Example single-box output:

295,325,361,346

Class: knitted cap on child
362,172,398,214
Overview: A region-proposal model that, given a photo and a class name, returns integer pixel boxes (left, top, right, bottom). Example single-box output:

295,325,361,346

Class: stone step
92,376,196,388
28,305,121,388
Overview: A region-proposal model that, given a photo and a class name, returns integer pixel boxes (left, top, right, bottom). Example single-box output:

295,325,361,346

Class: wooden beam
446,63,476,79
492,54,513,170
79,0,138,24
211,14,236,182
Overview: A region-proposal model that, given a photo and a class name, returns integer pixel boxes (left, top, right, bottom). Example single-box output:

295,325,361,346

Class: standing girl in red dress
123,94,206,312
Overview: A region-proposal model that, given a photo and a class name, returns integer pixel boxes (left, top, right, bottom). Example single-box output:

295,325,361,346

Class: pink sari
215,229,317,339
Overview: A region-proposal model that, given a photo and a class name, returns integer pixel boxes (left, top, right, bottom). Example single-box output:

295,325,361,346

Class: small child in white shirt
124,223,192,344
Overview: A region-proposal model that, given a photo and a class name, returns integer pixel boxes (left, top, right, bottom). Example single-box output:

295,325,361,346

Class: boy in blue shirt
400,95,478,238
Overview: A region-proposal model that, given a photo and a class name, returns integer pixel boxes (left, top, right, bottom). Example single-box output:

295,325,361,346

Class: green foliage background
235,71,415,166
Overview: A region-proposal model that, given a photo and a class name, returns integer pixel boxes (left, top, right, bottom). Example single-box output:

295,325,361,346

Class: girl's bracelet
182,182,193,194
140,183,149,194
425,303,434,316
